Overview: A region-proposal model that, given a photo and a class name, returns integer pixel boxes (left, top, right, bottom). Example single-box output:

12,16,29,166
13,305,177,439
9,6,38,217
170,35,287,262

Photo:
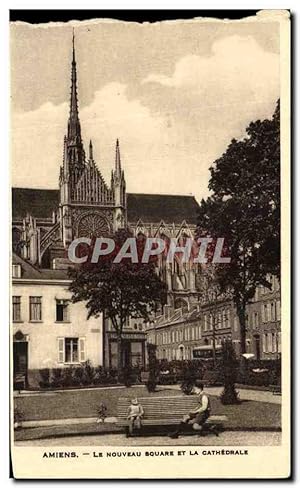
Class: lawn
14,386,181,421
14,385,281,430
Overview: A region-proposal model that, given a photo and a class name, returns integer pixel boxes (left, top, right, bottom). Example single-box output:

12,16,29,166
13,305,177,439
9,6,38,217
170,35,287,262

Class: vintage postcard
10,10,291,479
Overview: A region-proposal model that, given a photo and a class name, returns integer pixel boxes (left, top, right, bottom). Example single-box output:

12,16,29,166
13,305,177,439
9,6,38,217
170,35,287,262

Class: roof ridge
128,192,197,198
12,187,59,192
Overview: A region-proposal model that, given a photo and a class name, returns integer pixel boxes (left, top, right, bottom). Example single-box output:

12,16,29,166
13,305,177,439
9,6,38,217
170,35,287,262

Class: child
127,398,144,435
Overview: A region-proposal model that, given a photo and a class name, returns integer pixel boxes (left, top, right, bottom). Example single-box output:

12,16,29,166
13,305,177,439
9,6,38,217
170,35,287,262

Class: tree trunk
237,304,247,383
117,333,123,382
237,304,246,354
212,315,216,367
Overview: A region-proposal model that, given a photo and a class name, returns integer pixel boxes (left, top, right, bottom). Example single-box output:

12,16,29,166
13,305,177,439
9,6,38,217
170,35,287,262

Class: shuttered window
58,337,86,364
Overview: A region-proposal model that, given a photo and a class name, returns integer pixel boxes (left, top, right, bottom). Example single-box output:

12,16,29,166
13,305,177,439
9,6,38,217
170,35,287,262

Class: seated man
169,380,211,439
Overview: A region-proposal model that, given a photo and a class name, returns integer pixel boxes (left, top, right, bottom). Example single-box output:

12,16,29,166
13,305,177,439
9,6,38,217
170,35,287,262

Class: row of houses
147,275,281,362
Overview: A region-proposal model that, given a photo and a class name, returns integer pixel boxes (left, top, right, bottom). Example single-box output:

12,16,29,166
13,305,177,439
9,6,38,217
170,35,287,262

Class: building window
12,296,21,322
58,337,86,364
29,296,42,321
271,302,275,322
56,299,69,322
262,333,268,353
276,300,281,321
222,309,226,328
253,312,258,329
269,303,273,322
267,332,273,352
204,314,207,331
278,332,281,353
12,264,21,278
234,316,238,332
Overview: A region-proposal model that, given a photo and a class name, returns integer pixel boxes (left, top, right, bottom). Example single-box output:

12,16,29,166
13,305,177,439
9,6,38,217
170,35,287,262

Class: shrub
120,366,132,387
72,366,84,386
146,379,157,392
51,368,64,388
159,373,176,385
202,369,223,386
106,368,118,384
180,379,194,395
39,368,50,388
93,366,107,385
61,366,75,387
157,359,205,384
81,360,96,385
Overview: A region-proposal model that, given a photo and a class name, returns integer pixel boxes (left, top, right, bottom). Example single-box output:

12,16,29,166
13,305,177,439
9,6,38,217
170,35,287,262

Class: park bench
117,396,228,436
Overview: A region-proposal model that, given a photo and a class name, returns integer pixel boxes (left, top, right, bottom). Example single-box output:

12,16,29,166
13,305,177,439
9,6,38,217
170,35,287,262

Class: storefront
105,330,146,369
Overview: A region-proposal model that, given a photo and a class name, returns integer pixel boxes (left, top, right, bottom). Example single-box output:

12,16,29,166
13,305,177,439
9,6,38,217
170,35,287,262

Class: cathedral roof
12,188,199,224
126,193,199,224
12,188,60,220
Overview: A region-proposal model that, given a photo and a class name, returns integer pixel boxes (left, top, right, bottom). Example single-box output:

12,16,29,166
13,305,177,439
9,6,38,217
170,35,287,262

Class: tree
69,229,167,380
197,101,280,358
219,339,240,405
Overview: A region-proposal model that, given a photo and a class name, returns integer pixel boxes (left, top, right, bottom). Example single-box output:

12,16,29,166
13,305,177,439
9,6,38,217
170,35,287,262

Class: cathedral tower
58,33,127,248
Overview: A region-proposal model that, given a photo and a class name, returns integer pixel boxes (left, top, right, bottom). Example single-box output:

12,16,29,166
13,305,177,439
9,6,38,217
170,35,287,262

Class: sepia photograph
9,9,291,479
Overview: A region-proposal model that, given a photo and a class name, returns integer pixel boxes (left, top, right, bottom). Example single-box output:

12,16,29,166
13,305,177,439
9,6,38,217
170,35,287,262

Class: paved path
15,431,281,447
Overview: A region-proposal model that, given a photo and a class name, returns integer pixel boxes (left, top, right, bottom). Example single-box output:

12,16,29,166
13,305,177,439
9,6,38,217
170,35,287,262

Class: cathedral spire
67,30,81,142
115,138,121,175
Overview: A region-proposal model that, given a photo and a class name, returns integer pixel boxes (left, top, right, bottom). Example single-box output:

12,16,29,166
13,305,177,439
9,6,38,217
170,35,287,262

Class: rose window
77,213,110,238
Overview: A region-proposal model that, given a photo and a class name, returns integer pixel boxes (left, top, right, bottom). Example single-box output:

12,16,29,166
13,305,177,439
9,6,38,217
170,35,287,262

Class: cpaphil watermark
68,237,231,265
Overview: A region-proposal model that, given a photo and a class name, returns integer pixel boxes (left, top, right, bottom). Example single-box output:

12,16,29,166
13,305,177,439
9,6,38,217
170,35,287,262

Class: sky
10,17,280,202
